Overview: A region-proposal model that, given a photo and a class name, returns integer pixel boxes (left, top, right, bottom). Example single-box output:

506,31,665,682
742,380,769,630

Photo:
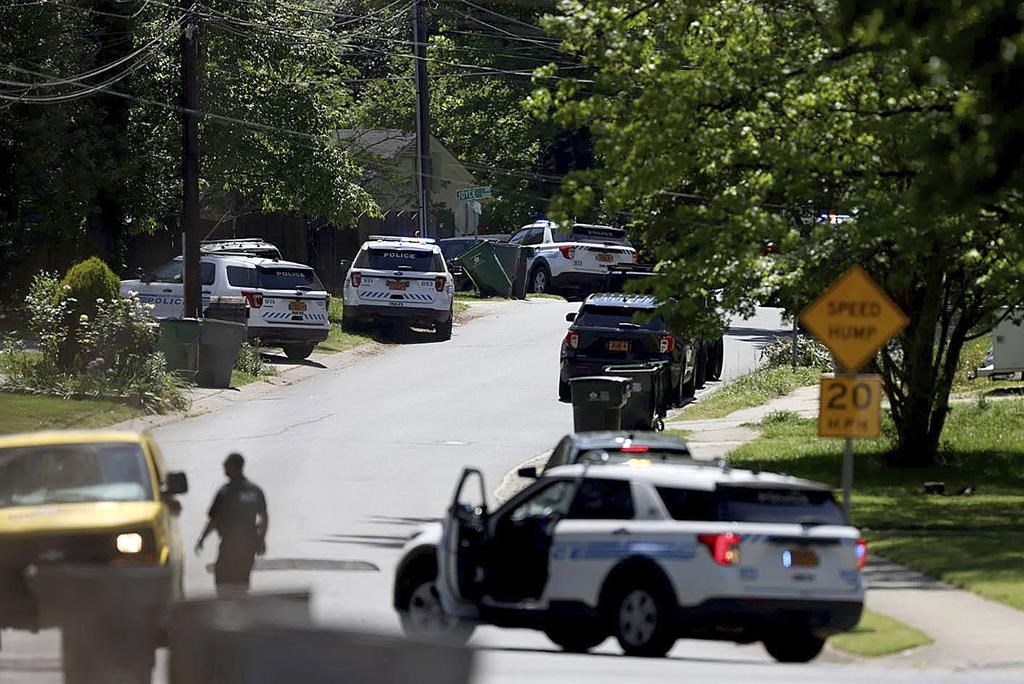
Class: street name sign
818,375,882,439
456,186,492,201
799,264,909,373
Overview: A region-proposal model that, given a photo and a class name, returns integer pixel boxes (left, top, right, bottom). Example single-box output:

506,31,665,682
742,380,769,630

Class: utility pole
181,0,201,318
412,0,432,238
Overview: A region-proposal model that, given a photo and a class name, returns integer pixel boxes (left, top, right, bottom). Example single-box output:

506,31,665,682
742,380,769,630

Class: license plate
289,301,307,312
388,280,408,291
597,253,613,263
608,340,630,352
784,549,819,568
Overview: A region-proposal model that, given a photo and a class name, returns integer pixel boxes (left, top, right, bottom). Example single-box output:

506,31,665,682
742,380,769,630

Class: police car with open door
394,448,866,661
342,236,456,339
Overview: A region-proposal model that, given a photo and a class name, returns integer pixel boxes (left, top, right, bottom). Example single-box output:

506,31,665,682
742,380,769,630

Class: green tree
535,0,1024,466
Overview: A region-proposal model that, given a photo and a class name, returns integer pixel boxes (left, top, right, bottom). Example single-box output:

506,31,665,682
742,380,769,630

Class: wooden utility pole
181,0,201,318
413,0,432,238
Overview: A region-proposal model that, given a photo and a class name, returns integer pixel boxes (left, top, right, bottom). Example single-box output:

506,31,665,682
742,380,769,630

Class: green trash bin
491,243,528,299
604,362,669,431
197,319,247,389
569,376,632,432
459,240,512,298
156,319,201,375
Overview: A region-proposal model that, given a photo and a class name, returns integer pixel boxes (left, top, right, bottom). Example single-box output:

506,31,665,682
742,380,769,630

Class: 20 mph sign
799,265,909,373
819,376,882,439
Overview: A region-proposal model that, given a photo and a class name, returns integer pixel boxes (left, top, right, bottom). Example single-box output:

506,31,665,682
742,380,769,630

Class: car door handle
612,528,631,536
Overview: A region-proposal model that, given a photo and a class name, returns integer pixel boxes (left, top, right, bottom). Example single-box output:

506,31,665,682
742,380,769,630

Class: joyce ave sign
800,265,910,373
456,186,491,202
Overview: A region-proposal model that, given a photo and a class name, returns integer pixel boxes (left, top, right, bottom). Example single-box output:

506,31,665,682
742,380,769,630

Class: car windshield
355,248,443,272
717,485,847,525
0,442,153,508
257,267,325,291
575,305,664,330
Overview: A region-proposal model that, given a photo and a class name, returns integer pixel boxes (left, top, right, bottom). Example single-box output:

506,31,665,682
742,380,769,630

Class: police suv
342,236,456,339
509,221,637,297
120,253,330,359
394,446,866,662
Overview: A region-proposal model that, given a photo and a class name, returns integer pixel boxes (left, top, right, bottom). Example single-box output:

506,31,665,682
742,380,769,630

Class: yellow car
0,430,187,680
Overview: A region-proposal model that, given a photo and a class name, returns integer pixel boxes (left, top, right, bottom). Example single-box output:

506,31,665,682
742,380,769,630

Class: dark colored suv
559,293,723,404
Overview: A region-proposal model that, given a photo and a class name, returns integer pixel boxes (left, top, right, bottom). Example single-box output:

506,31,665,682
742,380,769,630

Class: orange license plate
289,301,307,312
608,340,630,352
785,549,819,568
388,280,408,291
597,253,613,263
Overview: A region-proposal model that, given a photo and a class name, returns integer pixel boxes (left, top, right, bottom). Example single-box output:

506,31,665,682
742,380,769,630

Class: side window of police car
509,480,575,523
151,260,216,286
508,228,531,245
226,266,257,288
568,479,634,520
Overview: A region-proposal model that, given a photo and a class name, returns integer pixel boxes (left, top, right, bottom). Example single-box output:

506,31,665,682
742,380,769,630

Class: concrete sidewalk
668,384,1024,671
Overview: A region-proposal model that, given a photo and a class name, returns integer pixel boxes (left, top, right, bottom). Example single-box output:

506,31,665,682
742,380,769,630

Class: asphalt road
6,300,1019,683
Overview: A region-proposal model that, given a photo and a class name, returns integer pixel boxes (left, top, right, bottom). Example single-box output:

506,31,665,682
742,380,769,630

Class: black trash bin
197,319,247,389
569,376,631,432
604,362,669,431
491,243,528,300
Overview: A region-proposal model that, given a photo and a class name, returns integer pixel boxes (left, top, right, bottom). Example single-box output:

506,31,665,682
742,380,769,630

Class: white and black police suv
394,444,866,662
342,236,456,339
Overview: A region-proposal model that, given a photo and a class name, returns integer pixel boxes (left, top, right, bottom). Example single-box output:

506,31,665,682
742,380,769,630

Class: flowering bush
760,334,833,371
1,271,189,413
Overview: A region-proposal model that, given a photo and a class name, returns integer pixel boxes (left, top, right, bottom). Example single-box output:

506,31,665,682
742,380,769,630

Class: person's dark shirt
208,476,266,544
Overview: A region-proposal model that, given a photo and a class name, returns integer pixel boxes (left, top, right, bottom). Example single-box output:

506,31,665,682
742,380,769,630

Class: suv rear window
718,486,847,525
356,248,444,272
571,226,630,246
257,268,324,291
575,305,664,331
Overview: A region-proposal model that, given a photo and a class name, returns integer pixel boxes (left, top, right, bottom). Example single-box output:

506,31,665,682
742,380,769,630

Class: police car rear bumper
248,325,329,346
549,271,609,292
349,304,451,324
677,598,863,639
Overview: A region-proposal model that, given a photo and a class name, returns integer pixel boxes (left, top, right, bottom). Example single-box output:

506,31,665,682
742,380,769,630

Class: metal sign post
800,265,909,516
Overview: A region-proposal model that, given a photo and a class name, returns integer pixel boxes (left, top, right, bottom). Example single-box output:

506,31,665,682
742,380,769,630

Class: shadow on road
365,515,440,527
478,645,767,666
726,326,788,351
864,558,952,591
316,534,409,550
260,353,328,369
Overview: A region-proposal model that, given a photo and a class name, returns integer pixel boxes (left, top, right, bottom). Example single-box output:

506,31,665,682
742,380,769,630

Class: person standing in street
195,453,268,596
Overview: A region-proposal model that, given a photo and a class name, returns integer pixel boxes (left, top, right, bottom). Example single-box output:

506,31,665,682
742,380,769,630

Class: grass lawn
677,366,822,420
316,299,375,354
831,610,933,657
728,400,1024,610
0,392,143,435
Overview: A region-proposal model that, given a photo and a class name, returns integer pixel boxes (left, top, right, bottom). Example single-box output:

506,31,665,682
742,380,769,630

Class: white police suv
342,236,456,339
394,445,866,661
509,220,637,297
120,253,330,359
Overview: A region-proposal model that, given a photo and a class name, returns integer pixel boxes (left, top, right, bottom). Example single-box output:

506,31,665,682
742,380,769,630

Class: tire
710,337,724,381
608,583,676,658
436,312,453,340
558,380,571,402
679,363,696,402
545,624,607,653
284,343,315,360
763,631,826,663
530,263,552,294
694,343,708,390
397,566,474,646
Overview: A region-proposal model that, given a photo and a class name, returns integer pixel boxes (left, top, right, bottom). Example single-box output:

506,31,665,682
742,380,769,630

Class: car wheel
679,363,696,402
284,343,315,360
694,343,708,390
436,311,453,340
710,337,724,380
609,584,676,658
544,624,607,653
530,263,552,294
763,631,826,663
558,380,571,402
399,578,474,646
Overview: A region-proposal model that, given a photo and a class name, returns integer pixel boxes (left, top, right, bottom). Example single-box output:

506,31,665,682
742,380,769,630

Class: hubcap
618,589,658,647
407,582,458,635
533,270,547,292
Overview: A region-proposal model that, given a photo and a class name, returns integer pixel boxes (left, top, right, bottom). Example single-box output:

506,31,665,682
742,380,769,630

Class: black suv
559,293,723,404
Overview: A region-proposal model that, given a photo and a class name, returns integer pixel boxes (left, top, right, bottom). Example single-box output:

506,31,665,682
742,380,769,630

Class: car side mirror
517,467,539,479
138,268,153,284
565,313,576,322
162,471,188,496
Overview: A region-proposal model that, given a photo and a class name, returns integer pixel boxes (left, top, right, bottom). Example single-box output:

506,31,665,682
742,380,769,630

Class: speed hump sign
819,375,882,439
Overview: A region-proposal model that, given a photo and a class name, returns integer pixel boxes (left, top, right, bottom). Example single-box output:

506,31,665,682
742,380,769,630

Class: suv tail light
350,271,362,288
855,538,868,570
559,245,575,259
633,251,640,264
698,533,741,566
565,331,579,349
434,276,446,292
242,291,263,309
659,335,674,354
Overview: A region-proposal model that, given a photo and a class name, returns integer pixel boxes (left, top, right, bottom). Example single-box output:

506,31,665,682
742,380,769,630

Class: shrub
235,341,265,376
761,335,833,371
60,257,120,319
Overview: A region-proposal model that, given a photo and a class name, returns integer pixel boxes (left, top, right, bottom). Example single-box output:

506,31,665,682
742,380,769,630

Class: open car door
438,468,489,612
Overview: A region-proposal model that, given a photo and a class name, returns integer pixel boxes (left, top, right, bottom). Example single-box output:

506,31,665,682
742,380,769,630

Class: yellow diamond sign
800,265,909,373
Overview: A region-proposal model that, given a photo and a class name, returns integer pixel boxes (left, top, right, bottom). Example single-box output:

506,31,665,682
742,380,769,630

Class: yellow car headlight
116,532,144,554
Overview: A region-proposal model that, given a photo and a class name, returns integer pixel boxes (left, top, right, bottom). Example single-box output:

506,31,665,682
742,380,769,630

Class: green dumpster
490,243,528,299
156,319,201,376
459,240,512,298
